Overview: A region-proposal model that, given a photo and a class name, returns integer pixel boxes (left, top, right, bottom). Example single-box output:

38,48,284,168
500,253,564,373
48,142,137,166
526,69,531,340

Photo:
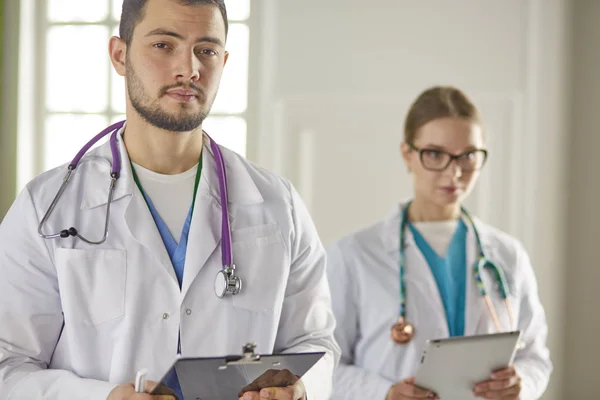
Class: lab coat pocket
230,224,286,312
55,248,126,326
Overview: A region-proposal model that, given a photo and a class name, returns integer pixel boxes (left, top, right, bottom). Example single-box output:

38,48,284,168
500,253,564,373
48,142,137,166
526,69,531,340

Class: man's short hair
119,0,228,45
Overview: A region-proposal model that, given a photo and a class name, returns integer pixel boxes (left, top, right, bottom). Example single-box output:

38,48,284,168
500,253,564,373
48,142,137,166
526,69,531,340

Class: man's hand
238,369,306,400
107,380,177,400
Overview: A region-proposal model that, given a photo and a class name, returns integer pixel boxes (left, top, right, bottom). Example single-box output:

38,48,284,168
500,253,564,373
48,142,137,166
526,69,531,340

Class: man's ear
109,36,127,77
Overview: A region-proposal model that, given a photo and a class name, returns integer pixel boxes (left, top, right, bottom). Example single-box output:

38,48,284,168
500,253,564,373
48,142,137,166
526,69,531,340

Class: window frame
31,0,251,175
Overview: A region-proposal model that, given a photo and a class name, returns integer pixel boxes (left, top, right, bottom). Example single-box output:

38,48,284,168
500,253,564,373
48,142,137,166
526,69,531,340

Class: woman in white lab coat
326,86,552,400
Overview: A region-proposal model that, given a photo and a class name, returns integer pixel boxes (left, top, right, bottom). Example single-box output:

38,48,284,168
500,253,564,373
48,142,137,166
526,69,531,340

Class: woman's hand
473,366,521,399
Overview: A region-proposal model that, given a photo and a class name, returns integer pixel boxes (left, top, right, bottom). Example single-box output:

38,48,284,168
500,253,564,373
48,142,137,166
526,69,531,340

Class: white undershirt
411,220,459,257
132,162,199,243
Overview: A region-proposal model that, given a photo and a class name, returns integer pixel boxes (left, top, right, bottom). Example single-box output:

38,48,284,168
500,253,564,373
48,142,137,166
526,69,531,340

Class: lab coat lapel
386,203,447,332
405,242,447,328
464,218,490,336
180,189,221,298
81,127,132,210
180,139,263,298
180,142,230,298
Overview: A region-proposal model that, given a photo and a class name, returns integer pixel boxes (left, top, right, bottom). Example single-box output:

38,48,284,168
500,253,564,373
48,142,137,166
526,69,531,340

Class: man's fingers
239,369,301,398
240,392,261,400
271,369,299,387
239,369,281,396
144,380,159,392
257,386,295,400
143,380,177,398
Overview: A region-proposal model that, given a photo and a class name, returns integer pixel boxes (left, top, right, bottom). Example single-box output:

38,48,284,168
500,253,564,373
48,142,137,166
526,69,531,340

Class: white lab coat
326,205,552,400
0,131,341,400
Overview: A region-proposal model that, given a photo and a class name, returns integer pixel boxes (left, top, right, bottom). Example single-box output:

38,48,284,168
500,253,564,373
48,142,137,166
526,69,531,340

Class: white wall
251,1,569,398
566,0,600,397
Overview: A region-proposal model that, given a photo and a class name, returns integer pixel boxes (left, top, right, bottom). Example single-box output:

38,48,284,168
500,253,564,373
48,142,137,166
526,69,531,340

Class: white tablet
414,331,522,400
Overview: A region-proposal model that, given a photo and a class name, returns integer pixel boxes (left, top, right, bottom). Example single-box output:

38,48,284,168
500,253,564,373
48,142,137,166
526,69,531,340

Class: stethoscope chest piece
214,265,242,298
391,317,414,344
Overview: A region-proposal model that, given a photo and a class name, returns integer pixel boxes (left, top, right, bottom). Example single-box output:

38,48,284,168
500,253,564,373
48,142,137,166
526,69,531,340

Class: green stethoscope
390,202,515,344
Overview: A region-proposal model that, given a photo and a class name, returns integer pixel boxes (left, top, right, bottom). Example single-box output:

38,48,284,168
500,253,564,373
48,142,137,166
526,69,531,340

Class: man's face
123,0,228,132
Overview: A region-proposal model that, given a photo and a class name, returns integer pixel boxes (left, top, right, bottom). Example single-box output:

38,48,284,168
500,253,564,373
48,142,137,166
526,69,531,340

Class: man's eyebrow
146,28,184,39
145,28,224,47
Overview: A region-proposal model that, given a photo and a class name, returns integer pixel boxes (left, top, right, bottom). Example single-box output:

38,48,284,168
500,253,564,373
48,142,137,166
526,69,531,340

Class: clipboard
150,343,325,400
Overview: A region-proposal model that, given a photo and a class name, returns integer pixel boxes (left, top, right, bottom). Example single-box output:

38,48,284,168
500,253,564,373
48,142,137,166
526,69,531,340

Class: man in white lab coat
0,0,340,399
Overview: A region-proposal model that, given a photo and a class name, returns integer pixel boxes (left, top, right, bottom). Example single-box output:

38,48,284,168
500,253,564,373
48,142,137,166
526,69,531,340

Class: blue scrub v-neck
130,158,202,288
409,219,467,337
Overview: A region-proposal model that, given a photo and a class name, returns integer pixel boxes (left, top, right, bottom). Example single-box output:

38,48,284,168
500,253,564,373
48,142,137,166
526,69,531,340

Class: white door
249,1,569,399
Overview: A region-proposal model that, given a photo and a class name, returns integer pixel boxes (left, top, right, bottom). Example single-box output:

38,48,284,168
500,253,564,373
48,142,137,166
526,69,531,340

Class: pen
134,368,148,393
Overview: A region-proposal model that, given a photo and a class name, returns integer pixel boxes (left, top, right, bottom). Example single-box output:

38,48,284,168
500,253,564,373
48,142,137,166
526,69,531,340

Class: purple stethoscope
37,120,242,298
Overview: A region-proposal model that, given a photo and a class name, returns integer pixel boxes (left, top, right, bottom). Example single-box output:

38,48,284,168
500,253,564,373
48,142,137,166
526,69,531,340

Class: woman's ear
400,142,412,173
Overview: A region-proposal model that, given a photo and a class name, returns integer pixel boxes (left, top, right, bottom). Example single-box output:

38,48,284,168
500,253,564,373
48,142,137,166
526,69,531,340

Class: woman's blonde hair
404,86,482,143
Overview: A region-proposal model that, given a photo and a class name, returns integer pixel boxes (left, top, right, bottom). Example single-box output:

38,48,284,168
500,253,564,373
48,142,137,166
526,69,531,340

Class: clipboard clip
221,342,262,368
242,343,260,361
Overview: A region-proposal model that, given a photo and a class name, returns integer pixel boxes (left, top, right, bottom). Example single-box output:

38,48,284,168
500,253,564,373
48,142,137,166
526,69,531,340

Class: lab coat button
162,313,169,320
186,309,192,315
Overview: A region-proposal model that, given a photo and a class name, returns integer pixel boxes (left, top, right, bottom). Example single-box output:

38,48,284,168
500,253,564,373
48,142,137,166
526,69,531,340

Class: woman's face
401,117,487,209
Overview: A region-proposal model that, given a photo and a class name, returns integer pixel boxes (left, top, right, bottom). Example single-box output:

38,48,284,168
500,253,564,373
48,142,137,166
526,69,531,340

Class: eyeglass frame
408,143,488,172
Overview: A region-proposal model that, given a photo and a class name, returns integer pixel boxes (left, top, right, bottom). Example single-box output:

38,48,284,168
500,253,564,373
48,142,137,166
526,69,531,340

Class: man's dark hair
119,0,228,45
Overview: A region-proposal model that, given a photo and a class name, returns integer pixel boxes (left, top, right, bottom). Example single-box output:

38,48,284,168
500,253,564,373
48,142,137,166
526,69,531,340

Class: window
40,0,250,172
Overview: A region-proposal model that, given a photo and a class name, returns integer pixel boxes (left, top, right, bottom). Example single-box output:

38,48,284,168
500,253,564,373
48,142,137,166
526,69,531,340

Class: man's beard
125,59,208,132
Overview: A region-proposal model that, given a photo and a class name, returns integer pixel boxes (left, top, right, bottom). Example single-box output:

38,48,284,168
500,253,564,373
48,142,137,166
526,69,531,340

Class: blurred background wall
1,0,19,220
2,0,599,398
566,0,600,397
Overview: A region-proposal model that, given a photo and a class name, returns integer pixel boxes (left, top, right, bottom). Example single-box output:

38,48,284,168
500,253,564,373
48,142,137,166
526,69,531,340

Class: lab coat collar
80,124,134,210
200,132,264,206
81,126,264,210
383,201,495,253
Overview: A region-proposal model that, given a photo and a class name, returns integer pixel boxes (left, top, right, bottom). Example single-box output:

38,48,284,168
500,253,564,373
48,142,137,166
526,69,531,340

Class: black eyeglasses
409,143,488,172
